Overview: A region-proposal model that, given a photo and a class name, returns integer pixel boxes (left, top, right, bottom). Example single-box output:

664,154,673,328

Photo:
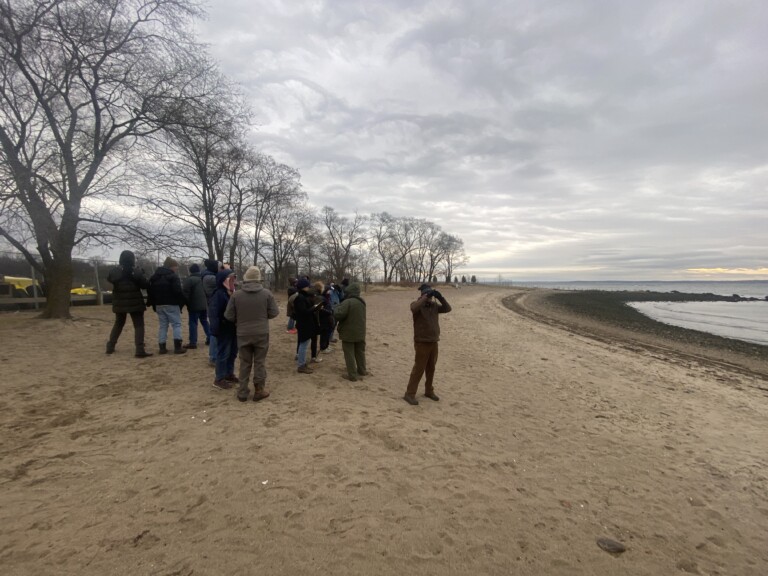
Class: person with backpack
147,257,187,355
182,263,209,349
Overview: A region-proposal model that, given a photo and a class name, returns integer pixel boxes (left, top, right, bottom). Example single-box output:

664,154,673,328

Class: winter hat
163,257,179,268
244,266,262,282
296,278,310,290
189,263,200,273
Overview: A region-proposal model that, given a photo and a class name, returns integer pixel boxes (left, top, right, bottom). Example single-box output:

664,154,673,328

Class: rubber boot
158,342,168,355
173,339,187,354
106,341,116,355
135,345,153,358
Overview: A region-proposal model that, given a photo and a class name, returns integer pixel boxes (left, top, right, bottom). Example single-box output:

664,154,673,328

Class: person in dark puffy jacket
208,269,238,390
105,250,152,358
147,257,187,355
182,263,209,349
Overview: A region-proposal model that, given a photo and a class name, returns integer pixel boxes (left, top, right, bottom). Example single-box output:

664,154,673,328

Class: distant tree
471,275,477,283
461,275,467,283
320,207,367,281
454,276,458,283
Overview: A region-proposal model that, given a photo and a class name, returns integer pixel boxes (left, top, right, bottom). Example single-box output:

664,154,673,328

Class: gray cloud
199,0,768,280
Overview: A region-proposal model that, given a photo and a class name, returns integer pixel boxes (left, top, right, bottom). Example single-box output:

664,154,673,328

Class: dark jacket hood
216,269,234,287
345,283,362,298
204,259,219,274
119,250,136,268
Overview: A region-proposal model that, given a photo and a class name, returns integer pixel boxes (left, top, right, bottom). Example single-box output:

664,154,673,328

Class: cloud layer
198,0,768,280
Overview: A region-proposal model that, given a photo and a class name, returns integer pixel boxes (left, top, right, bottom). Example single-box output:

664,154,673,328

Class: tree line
0,0,467,318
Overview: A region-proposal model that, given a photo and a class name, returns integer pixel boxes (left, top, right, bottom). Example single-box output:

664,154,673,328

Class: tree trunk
40,255,74,319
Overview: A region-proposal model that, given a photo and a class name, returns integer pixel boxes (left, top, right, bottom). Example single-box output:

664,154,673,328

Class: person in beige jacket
224,266,279,402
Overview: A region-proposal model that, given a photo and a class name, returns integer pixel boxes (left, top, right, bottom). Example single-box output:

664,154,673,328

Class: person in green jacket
332,282,367,381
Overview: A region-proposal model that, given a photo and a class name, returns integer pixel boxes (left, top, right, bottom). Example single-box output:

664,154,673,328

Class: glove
431,290,442,300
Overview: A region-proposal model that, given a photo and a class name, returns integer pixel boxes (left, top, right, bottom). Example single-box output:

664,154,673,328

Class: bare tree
0,0,214,317
258,200,312,289
320,207,368,282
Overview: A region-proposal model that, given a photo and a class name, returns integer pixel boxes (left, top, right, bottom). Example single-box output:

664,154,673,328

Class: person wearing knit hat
243,266,262,282
224,265,279,401
147,257,187,355
182,262,209,350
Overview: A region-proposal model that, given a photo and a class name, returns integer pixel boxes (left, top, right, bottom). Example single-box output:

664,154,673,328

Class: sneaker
425,392,440,401
311,357,322,363
213,379,233,390
253,390,270,402
322,348,334,354
403,394,419,406
287,328,297,334
330,338,338,343
225,374,240,383
208,359,216,367
297,365,313,374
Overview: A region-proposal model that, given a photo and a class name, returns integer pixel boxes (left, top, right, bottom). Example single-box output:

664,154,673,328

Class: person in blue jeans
182,263,210,349
147,257,187,355
208,269,238,389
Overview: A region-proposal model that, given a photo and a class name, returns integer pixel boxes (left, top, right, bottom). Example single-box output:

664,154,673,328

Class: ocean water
509,280,768,299
505,280,768,345
629,301,768,346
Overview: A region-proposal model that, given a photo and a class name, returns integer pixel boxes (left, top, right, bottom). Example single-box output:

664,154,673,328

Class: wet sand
1,286,767,575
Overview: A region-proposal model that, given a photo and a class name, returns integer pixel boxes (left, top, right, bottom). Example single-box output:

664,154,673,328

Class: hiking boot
403,394,419,406
212,379,233,390
253,390,270,402
208,359,215,367
341,374,358,382
425,392,440,401
358,370,370,377
225,374,240,383
183,343,198,349
135,346,153,358
205,338,210,345
237,394,248,402
297,365,313,374
106,341,116,355
158,342,168,355
173,339,187,354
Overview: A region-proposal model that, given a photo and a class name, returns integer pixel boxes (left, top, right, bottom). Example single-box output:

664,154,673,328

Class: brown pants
406,341,438,396
237,333,270,398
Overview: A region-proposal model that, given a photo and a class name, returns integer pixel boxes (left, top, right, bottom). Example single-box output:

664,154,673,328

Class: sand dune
1,286,766,575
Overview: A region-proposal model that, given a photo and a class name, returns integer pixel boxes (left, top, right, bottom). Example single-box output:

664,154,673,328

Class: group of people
105,250,452,406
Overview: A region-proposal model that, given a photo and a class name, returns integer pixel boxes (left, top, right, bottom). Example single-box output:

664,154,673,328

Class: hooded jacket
293,288,320,341
333,283,366,342
182,272,207,312
107,250,149,313
147,265,185,308
201,259,219,298
224,279,279,336
208,269,235,337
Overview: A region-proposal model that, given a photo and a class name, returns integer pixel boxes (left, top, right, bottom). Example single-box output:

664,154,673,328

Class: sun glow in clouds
687,268,768,276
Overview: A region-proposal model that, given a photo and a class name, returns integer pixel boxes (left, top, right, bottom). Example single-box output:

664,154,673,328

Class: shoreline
503,288,768,382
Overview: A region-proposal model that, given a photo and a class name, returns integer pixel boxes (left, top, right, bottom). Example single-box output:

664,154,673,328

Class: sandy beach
1,286,767,576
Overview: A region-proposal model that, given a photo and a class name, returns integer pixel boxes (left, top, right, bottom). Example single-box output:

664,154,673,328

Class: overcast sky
197,0,768,281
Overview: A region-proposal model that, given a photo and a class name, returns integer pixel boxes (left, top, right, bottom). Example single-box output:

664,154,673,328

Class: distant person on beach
182,263,209,350
105,250,152,358
147,257,187,355
333,282,367,381
208,269,238,389
403,284,452,405
224,266,279,402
